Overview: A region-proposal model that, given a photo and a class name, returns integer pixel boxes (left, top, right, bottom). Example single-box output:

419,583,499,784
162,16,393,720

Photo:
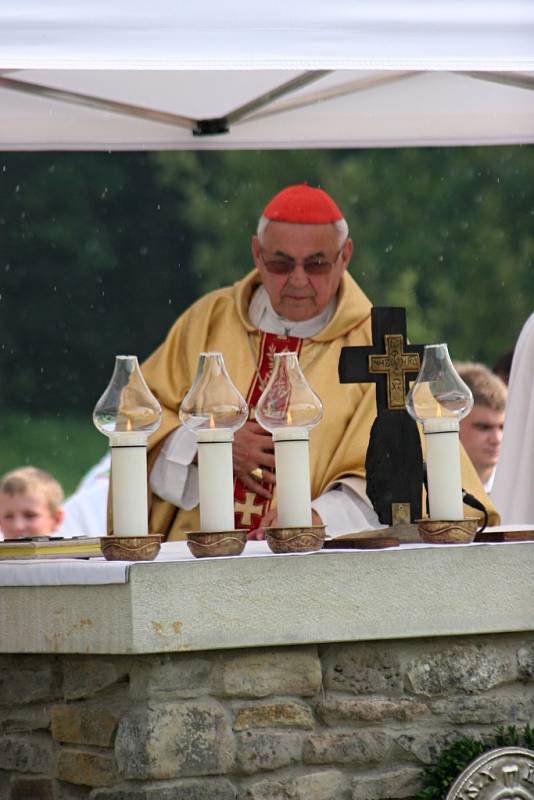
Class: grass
0,412,108,497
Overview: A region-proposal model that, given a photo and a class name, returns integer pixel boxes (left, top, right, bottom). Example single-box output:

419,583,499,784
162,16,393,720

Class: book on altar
0,537,103,559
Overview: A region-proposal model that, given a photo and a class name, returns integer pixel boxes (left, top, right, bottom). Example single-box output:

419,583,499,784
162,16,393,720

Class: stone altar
0,541,533,799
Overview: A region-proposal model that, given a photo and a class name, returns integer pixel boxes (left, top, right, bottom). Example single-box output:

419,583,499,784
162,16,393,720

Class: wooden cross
339,307,424,414
235,492,264,526
338,307,425,525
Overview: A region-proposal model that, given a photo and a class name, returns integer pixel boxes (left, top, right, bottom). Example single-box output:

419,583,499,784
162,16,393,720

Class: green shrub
416,724,534,800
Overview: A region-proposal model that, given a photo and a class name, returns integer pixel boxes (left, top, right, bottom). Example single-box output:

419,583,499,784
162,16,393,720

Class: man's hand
233,421,276,500
248,509,323,540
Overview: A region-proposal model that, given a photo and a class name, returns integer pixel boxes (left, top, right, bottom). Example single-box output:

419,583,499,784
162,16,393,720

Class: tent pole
0,76,196,130
459,71,534,92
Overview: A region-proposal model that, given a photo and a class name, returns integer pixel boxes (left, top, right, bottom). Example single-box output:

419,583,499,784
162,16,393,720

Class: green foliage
0,152,198,413
495,722,534,749
416,738,487,800
416,725,534,800
0,147,533,422
0,412,106,496
153,146,534,364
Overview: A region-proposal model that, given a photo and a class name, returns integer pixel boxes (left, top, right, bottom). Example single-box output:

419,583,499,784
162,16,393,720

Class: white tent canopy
1,1,534,150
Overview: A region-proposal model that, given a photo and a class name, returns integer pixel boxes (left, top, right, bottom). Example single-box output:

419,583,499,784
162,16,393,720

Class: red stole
234,332,303,531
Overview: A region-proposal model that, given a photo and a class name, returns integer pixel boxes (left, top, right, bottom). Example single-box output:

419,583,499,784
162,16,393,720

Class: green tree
1,146,532,418
153,146,533,365
0,152,198,413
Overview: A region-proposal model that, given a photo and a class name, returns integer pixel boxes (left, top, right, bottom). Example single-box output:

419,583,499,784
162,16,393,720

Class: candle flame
126,418,133,432
287,408,293,425
209,414,215,429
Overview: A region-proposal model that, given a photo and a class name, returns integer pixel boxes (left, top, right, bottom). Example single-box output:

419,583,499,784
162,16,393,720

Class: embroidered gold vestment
142,270,499,539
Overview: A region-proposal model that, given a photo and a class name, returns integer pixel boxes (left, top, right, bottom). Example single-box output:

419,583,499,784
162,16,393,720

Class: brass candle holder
264,525,326,554
100,534,162,561
186,530,247,558
416,518,478,545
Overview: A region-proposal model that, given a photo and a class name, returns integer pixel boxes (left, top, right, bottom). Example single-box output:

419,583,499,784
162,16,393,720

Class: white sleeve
149,427,200,510
311,480,383,536
58,479,110,538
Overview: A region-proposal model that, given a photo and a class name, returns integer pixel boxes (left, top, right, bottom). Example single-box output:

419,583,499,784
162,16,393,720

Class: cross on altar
339,307,424,414
338,307,426,525
235,492,264,527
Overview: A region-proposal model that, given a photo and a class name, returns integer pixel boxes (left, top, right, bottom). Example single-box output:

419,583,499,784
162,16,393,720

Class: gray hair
257,214,349,246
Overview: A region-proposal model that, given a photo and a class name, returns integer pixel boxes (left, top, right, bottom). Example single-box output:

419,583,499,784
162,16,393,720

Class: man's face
252,221,352,322
459,404,505,481
0,491,63,540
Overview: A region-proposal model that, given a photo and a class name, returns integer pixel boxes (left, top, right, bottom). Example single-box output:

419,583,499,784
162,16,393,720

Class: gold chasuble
142,270,499,540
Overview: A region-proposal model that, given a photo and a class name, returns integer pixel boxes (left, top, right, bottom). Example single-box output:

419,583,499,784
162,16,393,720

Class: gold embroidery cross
369,334,421,409
235,492,264,526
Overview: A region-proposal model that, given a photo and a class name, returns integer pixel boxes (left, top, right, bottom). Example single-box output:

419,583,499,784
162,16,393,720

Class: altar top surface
1,540,532,654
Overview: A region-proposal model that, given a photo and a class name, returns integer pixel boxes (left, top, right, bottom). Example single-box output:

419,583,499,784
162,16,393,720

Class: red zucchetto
262,183,343,224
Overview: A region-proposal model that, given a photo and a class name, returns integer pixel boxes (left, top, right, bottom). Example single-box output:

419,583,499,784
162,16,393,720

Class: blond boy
0,467,65,540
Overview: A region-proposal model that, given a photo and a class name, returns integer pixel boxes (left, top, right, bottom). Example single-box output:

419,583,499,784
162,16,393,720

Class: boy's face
0,490,64,540
459,404,505,480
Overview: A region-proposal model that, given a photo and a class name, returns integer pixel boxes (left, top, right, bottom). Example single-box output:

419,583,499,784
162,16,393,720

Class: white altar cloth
0,537,529,588
1,536,533,654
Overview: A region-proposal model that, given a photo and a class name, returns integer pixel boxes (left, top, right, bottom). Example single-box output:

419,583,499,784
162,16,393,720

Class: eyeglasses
259,243,346,276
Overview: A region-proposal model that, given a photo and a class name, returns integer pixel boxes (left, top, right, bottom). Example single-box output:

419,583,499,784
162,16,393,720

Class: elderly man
143,184,496,540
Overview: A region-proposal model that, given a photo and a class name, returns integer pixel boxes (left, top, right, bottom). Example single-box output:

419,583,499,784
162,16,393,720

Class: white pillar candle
197,428,235,532
110,432,149,536
273,428,312,527
424,419,464,520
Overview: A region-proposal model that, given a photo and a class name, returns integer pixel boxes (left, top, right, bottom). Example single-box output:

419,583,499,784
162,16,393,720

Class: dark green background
1,147,532,491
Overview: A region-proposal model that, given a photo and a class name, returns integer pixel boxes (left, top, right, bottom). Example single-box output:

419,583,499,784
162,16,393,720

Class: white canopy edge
2,1,534,71
1,1,533,150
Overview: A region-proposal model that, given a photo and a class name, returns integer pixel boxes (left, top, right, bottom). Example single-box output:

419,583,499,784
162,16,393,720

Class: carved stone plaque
446,747,534,800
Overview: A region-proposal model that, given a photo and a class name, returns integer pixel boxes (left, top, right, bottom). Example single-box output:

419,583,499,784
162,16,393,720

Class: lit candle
273,425,312,527
179,352,248,533
93,355,162,537
423,419,464,520
406,344,473,521
196,421,235,532
256,352,323,528
110,427,150,536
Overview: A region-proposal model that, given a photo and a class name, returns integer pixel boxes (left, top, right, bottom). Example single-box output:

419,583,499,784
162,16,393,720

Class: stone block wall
0,631,533,799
